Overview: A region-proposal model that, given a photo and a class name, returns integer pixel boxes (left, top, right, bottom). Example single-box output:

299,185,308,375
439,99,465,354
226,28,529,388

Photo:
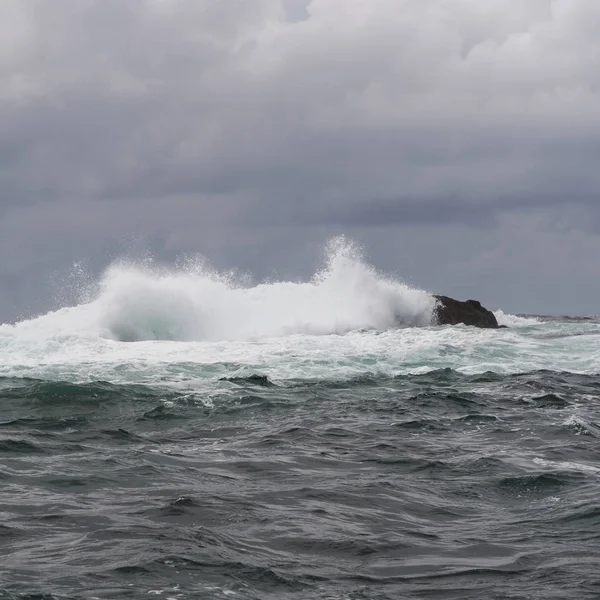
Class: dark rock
219,374,275,387
433,295,500,328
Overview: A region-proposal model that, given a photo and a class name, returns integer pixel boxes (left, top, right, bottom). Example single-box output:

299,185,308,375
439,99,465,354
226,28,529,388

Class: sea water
1,238,599,599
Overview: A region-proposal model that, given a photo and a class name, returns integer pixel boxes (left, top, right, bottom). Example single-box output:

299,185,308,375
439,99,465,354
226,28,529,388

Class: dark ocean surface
2,319,600,599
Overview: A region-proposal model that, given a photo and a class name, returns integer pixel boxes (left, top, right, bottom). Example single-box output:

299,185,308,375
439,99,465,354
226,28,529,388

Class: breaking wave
494,310,541,327
1,237,437,342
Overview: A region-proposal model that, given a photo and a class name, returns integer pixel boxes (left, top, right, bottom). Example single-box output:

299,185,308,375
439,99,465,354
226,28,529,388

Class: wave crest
5,237,436,342
494,310,541,327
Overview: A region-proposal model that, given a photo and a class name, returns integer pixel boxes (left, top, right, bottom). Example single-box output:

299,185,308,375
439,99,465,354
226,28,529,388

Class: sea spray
1,237,436,343
96,236,436,341
493,310,541,327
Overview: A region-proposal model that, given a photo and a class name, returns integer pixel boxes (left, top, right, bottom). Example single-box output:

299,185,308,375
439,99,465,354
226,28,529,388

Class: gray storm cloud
0,0,599,318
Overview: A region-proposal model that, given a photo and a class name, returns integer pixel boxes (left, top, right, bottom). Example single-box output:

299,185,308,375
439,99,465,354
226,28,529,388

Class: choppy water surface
1,244,600,599
2,320,600,599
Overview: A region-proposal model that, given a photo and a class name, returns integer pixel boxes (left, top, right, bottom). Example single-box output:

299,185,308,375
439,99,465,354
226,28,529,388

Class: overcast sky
1,0,599,320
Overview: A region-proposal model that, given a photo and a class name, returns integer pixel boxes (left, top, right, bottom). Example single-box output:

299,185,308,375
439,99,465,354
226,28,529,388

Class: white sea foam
0,237,598,385
1,236,435,343
494,310,541,327
0,318,598,385
533,457,600,475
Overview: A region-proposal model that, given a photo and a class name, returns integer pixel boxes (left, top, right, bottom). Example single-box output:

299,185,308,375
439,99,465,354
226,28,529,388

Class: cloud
0,0,599,317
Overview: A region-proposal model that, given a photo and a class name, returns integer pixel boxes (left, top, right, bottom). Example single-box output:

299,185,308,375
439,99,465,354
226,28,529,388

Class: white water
493,310,541,327
0,237,598,385
1,237,434,343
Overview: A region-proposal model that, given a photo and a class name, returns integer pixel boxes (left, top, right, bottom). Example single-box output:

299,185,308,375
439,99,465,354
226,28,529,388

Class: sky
1,0,599,320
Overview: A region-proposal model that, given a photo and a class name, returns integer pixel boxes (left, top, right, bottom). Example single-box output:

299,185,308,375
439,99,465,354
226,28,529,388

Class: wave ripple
1,370,600,598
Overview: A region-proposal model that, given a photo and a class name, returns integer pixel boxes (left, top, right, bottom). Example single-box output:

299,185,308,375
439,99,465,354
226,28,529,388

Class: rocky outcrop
219,374,275,387
433,295,500,328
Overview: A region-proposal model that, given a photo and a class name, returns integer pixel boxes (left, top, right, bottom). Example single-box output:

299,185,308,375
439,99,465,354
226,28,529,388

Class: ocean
1,240,599,599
